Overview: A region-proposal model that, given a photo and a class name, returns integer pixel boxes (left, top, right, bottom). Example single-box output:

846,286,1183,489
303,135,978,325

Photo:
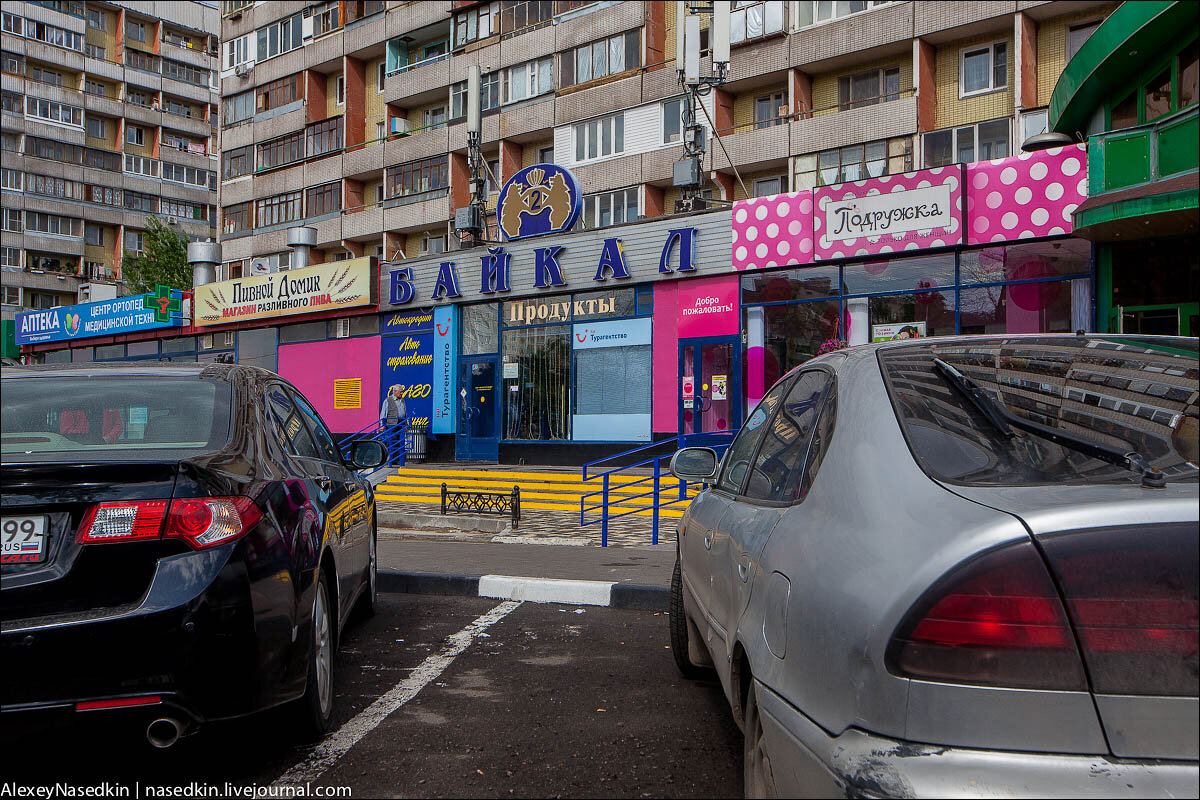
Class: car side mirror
348,440,386,470
669,447,719,481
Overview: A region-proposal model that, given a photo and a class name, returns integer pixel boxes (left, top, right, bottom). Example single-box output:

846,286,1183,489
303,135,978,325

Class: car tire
743,680,777,799
670,558,710,679
294,568,335,740
358,523,378,619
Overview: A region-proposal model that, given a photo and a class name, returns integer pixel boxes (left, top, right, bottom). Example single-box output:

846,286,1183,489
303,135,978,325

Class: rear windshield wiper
931,357,1167,488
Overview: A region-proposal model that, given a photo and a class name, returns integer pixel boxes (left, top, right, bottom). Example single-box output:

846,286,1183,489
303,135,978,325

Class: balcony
382,189,451,233
388,122,453,162
384,54,450,106
789,92,917,154
1073,106,1199,241
710,118,790,172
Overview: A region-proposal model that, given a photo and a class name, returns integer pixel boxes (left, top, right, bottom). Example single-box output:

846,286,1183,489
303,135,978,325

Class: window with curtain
837,66,900,110
573,345,651,416
960,41,1007,97
502,325,571,440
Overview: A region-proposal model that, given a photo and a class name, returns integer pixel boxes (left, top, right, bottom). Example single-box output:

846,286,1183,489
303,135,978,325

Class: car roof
3,363,242,381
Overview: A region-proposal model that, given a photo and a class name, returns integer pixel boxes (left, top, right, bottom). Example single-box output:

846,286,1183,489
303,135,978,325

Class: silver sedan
668,334,1199,798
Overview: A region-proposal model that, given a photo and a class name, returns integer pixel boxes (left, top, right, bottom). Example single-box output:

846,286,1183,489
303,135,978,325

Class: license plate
1,516,48,564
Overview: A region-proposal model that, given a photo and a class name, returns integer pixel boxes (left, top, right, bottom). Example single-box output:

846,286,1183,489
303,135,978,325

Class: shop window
1110,92,1138,129
237,328,277,373
462,303,499,354
501,325,571,440
837,67,899,111
328,315,377,338
126,341,158,358
959,41,1007,98
574,288,637,320
860,292,956,342
1067,21,1100,59
755,92,786,128
573,343,651,416
1144,68,1172,123
959,240,1092,286
161,337,196,354
959,280,1089,336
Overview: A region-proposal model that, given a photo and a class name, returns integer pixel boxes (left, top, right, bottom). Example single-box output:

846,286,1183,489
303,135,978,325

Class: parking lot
2,593,742,798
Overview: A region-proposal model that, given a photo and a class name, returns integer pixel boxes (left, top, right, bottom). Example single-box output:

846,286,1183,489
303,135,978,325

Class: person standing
379,385,407,425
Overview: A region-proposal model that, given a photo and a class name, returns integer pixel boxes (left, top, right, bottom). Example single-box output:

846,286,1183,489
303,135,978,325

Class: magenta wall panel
278,336,382,435
652,281,679,433
965,144,1087,244
732,190,816,272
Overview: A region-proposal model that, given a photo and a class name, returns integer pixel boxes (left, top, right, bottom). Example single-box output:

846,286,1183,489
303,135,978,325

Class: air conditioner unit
234,63,250,77
334,318,350,338
390,117,411,136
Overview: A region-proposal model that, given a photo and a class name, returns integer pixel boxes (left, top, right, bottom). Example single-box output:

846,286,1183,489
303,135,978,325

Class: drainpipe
287,226,317,269
187,240,221,287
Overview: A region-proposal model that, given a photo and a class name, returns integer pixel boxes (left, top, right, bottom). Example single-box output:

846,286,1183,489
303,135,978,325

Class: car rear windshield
1,376,232,462
879,337,1199,486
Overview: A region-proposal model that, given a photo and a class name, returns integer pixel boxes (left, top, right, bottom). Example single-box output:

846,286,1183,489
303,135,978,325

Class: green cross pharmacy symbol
143,284,182,323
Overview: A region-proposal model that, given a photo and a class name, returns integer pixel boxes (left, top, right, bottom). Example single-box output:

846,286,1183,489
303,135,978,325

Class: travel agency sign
195,257,373,326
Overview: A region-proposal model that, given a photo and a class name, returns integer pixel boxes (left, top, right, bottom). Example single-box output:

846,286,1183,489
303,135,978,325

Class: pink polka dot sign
731,190,815,272
965,144,1087,245
813,166,965,261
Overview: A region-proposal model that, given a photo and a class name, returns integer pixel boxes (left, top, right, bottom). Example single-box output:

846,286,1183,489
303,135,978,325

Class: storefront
14,288,191,362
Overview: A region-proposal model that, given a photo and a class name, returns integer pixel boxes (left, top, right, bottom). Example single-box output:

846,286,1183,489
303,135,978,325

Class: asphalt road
2,594,742,798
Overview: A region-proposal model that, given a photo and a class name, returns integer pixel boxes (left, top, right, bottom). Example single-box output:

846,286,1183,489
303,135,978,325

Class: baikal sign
195,257,373,326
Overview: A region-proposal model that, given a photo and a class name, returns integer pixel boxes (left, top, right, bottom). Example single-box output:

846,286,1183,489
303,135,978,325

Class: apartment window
451,72,500,118
84,78,106,96
573,113,624,162
538,146,554,163
162,59,208,87
226,34,250,69
127,126,145,146
2,208,21,232
162,162,214,189
124,190,157,213
1067,21,1101,59
499,0,554,35
3,285,18,305
817,141,887,185
27,173,82,199
583,188,638,229
376,120,385,140
257,74,302,113
2,51,22,73
423,106,446,130
221,145,251,181
1,13,21,36
307,116,343,157
222,91,253,126
124,154,158,177
454,2,498,47
1,91,20,114
26,136,83,164
126,19,146,42
561,31,639,86
375,183,385,204
377,60,386,92
663,98,684,143
386,156,449,198
960,41,1007,97
84,261,105,279
164,98,192,118
1,247,20,269
127,89,150,108
753,176,784,197
754,92,786,128
257,13,303,61
923,118,1010,167
0,168,19,190
838,66,900,110
88,184,120,206
222,201,252,234
502,58,553,103
30,65,63,86
223,0,254,16
86,117,105,138
256,191,302,227
335,75,345,106
313,1,341,36
125,49,159,73
1180,40,1198,110
730,1,785,44
1021,109,1048,143
306,182,340,216
86,8,105,30
125,231,145,254
26,212,82,237
85,223,103,246
484,158,501,195
162,198,209,222
25,97,83,126
421,234,447,255
85,43,104,60
257,130,304,170
162,28,193,49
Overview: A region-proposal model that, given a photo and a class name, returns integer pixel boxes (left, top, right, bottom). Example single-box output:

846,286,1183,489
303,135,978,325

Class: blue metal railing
338,417,410,475
580,431,735,547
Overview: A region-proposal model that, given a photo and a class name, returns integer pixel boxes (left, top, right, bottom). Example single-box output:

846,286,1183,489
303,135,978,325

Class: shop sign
711,375,727,400
682,375,695,409
498,164,583,241
431,306,458,434
871,322,926,342
380,332,434,427
383,308,434,333
815,166,964,260
572,318,652,350
677,275,740,338
195,257,372,327
15,288,188,346
508,295,620,325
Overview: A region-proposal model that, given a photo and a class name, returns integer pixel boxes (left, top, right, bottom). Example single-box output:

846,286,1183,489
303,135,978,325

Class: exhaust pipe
146,717,185,749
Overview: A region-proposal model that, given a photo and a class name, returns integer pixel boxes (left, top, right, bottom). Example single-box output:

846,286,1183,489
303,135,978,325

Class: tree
121,216,192,294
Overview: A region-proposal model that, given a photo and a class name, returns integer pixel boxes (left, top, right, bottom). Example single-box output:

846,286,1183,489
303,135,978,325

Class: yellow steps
373,493,685,518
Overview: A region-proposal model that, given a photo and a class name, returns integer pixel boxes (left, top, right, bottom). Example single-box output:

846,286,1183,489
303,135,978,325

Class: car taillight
886,541,1088,691
78,497,261,550
1040,524,1199,697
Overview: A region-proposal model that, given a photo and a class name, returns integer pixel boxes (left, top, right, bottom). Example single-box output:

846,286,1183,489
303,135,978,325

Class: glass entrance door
455,357,499,461
678,337,742,438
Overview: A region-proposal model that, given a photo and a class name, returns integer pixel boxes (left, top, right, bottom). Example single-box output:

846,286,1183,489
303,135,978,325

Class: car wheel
294,568,335,740
359,524,378,618
743,680,777,799
670,558,710,679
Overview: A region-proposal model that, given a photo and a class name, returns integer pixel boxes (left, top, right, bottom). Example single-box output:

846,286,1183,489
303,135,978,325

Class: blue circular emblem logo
497,164,582,241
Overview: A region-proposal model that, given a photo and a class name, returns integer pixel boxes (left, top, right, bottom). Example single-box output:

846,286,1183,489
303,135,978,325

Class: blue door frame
455,355,500,462
677,336,742,439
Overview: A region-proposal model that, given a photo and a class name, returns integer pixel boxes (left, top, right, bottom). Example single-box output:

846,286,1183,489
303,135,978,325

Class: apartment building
0,0,219,323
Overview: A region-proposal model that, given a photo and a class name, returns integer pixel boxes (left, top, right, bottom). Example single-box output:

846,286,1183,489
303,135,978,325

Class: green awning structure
1049,1,1195,136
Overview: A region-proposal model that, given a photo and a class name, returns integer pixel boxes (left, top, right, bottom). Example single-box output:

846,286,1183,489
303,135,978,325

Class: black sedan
0,363,385,747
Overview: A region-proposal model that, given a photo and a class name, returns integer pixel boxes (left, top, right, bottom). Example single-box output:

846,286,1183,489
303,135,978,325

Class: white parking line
274,599,522,786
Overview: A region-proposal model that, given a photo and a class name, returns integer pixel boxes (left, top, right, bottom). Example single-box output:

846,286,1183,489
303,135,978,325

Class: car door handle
703,531,713,550
738,555,752,582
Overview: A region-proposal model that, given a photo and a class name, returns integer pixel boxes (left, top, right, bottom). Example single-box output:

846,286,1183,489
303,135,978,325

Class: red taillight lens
887,541,1087,691
78,497,261,550
78,501,169,543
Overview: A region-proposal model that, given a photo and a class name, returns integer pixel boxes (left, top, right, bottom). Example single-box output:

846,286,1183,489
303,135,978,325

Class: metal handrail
339,417,410,474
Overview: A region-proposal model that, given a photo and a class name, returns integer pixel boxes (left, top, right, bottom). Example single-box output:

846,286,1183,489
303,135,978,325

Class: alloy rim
314,582,332,715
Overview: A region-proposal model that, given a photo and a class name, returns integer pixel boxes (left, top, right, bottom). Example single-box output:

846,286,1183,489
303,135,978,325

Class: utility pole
454,64,490,248
674,1,731,213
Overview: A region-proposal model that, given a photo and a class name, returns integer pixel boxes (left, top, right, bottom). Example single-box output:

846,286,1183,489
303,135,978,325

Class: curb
378,569,667,610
